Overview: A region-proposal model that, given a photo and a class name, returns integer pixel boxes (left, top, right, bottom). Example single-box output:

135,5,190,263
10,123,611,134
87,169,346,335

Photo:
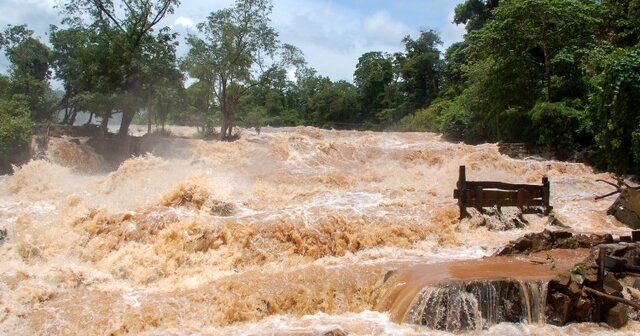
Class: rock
634,277,640,290
515,238,533,250
383,270,396,283
606,304,629,328
603,274,623,295
0,228,6,245
550,230,573,240
608,189,640,230
548,214,569,228
574,296,592,321
554,274,571,287
583,268,598,283
496,230,613,256
567,281,582,298
547,292,573,325
322,329,348,336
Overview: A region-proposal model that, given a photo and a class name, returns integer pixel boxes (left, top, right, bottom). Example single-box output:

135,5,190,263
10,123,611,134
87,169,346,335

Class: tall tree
1,25,54,120
182,0,297,140
61,0,180,136
354,51,394,119
398,30,443,111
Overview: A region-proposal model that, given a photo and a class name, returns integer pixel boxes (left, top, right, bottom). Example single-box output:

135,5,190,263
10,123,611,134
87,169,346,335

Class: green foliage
354,52,394,117
397,100,454,132
529,102,589,151
590,44,640,173
0,98,32,155
439,103,479,143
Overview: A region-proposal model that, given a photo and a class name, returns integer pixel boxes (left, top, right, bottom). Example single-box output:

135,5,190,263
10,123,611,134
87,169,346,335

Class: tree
354,52,394,119
590,45,640,173
61,0,180,136
454,0,499,32
398,30,443,111
183,0,291,140
1,25,54,121
474,0,596,102
0,92,32,156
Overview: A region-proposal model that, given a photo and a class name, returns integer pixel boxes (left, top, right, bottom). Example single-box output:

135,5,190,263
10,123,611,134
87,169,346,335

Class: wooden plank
466,181,544,191
454,165,550,218
455,189,543,201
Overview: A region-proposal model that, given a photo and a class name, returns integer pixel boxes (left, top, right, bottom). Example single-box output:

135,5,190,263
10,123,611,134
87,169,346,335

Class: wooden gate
453,166,551,219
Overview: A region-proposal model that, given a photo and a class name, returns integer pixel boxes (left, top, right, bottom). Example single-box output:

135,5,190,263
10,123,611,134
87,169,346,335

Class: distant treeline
0,0,639,174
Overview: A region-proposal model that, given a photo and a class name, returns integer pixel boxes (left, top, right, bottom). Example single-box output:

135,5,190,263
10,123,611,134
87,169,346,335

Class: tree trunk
119,110,135,137
86,112,94,125
100,112,110,136
68,107,78,126
543,45,552,101
147,108,152,135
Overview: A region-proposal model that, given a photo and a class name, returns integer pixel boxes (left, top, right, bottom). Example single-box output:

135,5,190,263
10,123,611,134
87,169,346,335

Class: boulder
547,292,573,325
574,296,592,321
606,304,629,328
497,230,613,256
322,329,348,336
603,274,623,295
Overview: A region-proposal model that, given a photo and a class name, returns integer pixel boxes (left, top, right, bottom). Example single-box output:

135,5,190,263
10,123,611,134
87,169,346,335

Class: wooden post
542,176,551,215
595,246,607,322
458,166,468,219
598,247,606,287
475,186,483,212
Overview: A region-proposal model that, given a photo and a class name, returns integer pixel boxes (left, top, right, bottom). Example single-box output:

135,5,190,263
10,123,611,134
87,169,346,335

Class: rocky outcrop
545,243,640,328
608,188,640,229
496,230,613,256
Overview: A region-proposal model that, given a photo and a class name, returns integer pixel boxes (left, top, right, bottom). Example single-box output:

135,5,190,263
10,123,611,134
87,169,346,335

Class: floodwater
0,126,637,335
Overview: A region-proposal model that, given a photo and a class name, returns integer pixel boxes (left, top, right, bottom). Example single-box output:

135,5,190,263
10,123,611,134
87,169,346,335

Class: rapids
0,126,637,335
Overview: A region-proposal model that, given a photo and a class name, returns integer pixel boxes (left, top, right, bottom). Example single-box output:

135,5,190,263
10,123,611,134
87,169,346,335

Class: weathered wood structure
454,165,551,219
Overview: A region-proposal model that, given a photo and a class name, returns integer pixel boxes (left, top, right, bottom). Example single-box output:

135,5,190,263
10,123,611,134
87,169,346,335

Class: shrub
439,103,478,142
529,101,590,152
589,45,640,173
397,100,453,132
0,98,32,155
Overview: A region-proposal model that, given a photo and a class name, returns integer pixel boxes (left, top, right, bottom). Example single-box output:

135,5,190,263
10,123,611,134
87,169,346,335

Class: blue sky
0,0,466,81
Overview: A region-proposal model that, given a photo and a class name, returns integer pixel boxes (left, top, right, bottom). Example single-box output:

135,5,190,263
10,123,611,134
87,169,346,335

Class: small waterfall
404,280,548,332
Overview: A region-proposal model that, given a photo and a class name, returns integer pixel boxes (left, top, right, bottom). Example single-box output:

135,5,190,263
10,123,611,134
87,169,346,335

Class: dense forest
0,0,639,174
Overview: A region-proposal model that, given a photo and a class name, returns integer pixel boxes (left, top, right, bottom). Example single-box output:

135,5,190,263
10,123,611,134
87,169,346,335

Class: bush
529,101,590,152
439,103,479,143
397,100,452,132
0,98,32,155
589,45,640,173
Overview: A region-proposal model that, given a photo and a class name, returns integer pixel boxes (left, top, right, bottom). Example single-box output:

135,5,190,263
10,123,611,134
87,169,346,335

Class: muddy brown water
0,126,637,335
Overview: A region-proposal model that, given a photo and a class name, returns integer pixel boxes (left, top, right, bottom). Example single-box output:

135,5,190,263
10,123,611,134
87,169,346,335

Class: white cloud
440,10,466,49
363,11,414,46
270,0,417,81
174,16,196,29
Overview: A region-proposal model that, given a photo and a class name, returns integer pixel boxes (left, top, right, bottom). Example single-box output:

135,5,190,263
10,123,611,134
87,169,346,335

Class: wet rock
554,274,571,287
548,214,569,228
634,277,640,290
574,296,592,321
608,188,640,229
583,268,598,284
322,328,348,336
567,281,582,298
497,230,613,256
603,274,623,295
606,304,629,328
383,270,396,283
547,292,573,326
208,200,236,217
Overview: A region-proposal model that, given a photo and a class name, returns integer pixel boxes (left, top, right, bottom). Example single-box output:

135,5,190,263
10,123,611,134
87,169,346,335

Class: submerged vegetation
0,0,639,173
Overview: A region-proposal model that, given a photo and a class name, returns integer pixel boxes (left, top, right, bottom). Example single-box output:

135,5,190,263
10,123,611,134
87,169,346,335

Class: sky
0,0,467,82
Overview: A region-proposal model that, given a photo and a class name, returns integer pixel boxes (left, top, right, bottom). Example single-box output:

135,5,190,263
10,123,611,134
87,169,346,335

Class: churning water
0,126,637,335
